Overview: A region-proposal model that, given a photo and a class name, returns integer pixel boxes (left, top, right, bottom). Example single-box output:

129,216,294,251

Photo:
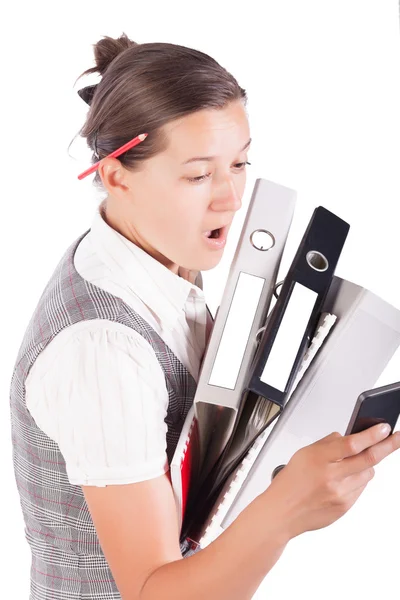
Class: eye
186,161,251,183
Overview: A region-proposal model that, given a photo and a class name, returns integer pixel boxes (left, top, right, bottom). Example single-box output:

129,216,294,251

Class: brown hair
71,33,248,190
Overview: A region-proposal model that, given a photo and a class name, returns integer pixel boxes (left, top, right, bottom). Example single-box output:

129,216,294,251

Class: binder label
260,283,318,390
208,272,265,390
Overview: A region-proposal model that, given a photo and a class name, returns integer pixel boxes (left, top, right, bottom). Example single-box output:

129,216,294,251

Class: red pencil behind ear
77,133,148,180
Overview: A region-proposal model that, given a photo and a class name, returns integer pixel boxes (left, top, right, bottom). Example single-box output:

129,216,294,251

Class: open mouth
203,226,225,239
202,224,229,248
206,228,221,238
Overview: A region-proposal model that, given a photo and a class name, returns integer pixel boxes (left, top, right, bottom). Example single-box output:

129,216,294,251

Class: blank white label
208,272,265,389
260,283,318,391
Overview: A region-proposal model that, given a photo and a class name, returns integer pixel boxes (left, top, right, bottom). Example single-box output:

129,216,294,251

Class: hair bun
77,84,97,106
93,32,138,75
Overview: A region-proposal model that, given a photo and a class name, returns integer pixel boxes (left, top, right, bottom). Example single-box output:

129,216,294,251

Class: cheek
171,192,206,231
141,177,206,236
237,173,247,195
169,208,201,239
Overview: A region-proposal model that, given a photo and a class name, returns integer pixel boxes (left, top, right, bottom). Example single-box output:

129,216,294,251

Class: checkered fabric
10,229,201,599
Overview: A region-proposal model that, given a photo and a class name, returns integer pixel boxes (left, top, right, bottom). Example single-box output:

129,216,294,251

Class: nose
211,176,242,214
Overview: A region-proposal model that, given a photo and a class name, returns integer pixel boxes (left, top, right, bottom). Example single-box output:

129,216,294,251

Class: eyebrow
181,138,252,165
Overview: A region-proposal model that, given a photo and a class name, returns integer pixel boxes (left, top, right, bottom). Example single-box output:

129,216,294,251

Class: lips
203,222,231,237
202,225,228,250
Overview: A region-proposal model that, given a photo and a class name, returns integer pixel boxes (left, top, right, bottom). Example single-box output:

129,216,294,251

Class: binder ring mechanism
273,280,284,299
306,250,329,272
255,250,330,342
250,229,275,252
255,325,267,344
254,280,284,343
271,464,286,480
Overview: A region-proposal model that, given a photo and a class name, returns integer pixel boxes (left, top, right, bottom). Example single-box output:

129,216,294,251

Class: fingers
329,468,375,515
341,430,400,476
340,479,370,512
346,466,375,489
328,423,394,461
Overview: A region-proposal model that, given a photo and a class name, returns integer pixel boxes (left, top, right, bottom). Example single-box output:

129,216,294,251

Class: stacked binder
170,178,400,548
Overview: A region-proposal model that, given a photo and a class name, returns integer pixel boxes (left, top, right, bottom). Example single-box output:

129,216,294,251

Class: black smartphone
345,381,400,436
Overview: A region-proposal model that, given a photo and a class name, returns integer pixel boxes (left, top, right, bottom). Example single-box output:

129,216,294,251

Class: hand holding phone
345,381,400,436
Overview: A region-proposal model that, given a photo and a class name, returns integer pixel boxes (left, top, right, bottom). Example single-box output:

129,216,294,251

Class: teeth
204,231,212,237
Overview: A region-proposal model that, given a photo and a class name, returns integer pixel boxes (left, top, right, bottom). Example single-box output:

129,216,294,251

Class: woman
10,33,400,600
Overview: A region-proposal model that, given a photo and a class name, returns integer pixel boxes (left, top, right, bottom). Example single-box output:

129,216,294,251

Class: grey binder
194,178,296,484
197,276,400,545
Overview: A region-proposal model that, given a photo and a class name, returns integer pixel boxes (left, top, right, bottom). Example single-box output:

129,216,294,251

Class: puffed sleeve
25,320,170,486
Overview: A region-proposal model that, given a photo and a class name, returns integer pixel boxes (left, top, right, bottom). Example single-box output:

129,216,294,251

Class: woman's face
99,99,251,275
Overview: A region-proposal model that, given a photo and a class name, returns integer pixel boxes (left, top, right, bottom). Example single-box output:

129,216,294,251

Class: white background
2,1,400,598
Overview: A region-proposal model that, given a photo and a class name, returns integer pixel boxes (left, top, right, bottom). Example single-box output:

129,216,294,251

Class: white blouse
25,202,213,487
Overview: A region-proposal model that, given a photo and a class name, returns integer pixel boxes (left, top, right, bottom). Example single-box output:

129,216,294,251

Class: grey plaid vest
10,228,202,600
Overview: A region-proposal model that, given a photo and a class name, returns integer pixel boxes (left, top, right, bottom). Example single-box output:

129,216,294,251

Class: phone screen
346,382,400,436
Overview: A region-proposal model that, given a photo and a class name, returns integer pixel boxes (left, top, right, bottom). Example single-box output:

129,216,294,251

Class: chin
179,243,226,273
198,254,225,272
